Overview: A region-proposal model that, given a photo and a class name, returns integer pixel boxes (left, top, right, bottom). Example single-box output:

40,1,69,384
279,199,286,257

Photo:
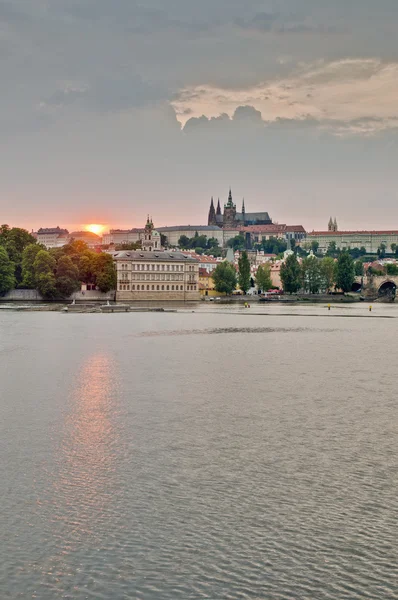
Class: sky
1,0,398,232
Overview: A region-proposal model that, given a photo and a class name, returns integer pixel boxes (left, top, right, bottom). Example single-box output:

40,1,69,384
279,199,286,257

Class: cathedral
208,189,272,229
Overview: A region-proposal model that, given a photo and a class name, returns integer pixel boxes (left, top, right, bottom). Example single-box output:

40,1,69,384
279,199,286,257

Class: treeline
0,224,116,298
280,252,360,294
211,252,273,295
178,233,221,256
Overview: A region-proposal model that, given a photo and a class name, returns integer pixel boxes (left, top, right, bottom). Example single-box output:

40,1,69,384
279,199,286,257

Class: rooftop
309,230,398,236
157,225,222,232
112,250,199,262
37,227,69,235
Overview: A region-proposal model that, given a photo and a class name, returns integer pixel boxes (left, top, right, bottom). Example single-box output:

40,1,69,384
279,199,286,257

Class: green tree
335,251,355,293
94,253,116,292
34,250,57,299
354,260,364,277
238,251,251,293
212,262,237,295
377,243,386,259
391,243,397,256
21,243,44,288
320,257,336,292
326,241,338,257
178,235,190,249
0,226,37,283
360,246,367,256
280,253,302,294
227,234,245,251
290,238,296,251
311,240,319,254
0,246,16,295
255,263,272,292
207,237,219,249
301,257,323,294
386,263,398,275
55,255,80,297
262,237,287,255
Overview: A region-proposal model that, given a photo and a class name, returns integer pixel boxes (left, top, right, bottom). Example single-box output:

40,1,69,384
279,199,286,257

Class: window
142,285,145,290
127,285,130,290
167,265,170,271
161,285,164,290
132,285,135,290
167,285,169,290
162,265,165,271
152,285,154,290
157,265,160,270
171,285,174,290
157,285,159,290
147,285,150,290
180,285,183,291
152,265,155,271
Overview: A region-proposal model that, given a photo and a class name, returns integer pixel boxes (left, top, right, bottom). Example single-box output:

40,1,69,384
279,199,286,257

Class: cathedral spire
216,198,221,215
208,196,216,226
242,198,245,215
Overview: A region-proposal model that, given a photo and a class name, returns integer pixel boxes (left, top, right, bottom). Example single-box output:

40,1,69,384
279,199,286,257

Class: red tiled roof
241,224,287,233
286,225,306,232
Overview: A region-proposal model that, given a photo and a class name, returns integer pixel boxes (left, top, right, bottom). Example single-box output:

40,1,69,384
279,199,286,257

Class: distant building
112,219,200,301
308,229,398,254
208,189,272,228
242,224,306,247
102,218,161,249
157,225,223,248
36,227,69,248
69,231,101,248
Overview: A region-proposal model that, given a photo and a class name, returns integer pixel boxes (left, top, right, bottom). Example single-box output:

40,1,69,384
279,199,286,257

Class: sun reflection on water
43,354,121,593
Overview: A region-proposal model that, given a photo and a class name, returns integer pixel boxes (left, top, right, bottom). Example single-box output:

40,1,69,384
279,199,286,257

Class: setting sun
85,224,105,235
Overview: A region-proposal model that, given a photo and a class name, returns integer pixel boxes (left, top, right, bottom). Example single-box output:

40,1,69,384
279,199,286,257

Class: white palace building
112,218,200,302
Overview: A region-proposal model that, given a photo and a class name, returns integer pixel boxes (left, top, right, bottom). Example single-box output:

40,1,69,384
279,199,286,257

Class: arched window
171,285,174,290
157,285,159,290
161,285,164,290
147,285,150,290
180,285,183,291
152,285,154,290
166,285,169,291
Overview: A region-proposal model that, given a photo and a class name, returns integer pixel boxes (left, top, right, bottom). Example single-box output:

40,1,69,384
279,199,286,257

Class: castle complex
208,189,272,228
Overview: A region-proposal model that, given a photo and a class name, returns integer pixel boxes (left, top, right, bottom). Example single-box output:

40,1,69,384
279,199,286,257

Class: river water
1,304,398,599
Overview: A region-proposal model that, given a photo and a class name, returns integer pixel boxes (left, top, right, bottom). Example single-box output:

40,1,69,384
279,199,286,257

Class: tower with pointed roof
328,217,334,231
142,215,158,251
223,188,237,228
207,197,216,226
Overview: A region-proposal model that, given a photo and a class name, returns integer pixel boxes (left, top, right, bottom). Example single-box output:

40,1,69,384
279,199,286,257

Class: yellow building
199,268,224,297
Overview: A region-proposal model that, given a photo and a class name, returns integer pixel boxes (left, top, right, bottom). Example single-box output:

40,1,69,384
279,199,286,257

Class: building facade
308,230,398,254
36,227,70,248
103,218,161,249
157,225,224,248
114,251,200,301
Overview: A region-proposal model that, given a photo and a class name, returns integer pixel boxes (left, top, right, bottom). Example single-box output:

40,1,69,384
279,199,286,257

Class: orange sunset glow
85,224,106,235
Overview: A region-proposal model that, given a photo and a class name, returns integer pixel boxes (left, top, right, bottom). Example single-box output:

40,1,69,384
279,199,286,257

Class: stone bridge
354,275,398,298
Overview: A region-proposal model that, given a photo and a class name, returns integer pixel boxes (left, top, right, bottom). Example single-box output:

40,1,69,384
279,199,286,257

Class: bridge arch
378,280,397,298
351,282,362,293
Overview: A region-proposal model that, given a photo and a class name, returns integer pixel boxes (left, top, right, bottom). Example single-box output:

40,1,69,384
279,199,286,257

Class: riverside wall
0,289,115,302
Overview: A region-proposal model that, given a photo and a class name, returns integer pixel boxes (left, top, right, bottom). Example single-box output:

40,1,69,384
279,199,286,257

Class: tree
34,250,57,299
21,243,44,288
94,253,116,292
0,226,37,284
320,257,336,292
262,237,287,255
280,253,301,294
354,260,364,277
212,262,237,295
290,238,296,251
160,233,167,248
301,257,323,294
207,237,219,249
178,235,190,249
227,234,245,251
255,263,272,292
0,246,16,295
326,241,337,257
335,251,355,293
238,251,251,293
377,243,386,259
386,263,398,275
311,240,319,254
391,243,397,256
55,255,80,297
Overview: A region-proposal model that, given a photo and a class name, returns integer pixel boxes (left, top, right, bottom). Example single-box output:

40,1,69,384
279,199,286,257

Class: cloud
173,59,398,134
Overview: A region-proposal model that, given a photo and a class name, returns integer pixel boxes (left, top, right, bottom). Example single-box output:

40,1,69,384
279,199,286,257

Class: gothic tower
208,197,216,226
223,188,237,228
216,198,221,216
328,217,333,231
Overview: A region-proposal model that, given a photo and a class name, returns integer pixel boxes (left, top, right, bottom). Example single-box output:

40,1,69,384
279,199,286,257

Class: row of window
121,263,187,272
119,284,197,292
128,274,185,281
